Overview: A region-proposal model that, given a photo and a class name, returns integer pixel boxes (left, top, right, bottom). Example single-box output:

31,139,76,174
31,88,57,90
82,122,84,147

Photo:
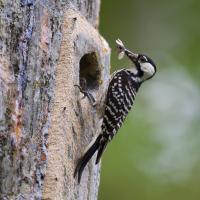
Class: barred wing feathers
101,69,138,140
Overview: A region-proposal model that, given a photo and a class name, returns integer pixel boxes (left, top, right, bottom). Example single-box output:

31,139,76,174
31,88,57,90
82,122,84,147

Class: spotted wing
101,69,137,140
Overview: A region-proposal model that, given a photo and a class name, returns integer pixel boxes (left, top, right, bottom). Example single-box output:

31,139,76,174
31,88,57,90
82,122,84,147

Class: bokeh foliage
99,0,200,199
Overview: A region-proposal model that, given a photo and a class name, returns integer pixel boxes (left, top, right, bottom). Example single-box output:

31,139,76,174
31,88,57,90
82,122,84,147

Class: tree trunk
0,1,110,199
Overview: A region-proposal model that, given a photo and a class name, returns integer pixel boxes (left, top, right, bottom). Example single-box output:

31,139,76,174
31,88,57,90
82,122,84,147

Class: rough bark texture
0,0,110,199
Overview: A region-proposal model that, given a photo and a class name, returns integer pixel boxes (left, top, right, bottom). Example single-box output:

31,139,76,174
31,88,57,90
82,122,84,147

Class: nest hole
79,52,101,90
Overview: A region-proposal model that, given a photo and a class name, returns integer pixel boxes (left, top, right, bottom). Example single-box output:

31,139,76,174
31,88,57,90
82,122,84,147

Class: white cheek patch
140,62,155,78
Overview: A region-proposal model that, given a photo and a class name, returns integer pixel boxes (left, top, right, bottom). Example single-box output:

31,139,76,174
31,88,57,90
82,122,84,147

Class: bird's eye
140,56,147,63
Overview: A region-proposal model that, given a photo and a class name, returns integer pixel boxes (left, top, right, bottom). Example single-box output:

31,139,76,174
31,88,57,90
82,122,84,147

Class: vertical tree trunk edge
0,1,110,199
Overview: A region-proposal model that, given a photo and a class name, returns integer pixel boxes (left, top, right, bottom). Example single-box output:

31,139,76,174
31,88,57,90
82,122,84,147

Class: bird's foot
74,85,97,107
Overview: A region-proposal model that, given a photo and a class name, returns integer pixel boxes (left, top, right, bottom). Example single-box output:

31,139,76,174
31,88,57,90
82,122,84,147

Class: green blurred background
99,0,200,199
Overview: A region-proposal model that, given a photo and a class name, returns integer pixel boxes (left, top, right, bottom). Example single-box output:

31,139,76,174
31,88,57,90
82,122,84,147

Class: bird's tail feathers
95,139,108,164
74,134,102,183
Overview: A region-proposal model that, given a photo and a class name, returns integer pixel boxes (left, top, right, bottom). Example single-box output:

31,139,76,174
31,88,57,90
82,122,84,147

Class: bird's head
131,54,156,82
116,39,156,82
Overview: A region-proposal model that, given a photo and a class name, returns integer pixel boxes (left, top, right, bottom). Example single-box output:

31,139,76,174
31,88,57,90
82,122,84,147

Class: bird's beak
116,39,138,63
124,49,138,63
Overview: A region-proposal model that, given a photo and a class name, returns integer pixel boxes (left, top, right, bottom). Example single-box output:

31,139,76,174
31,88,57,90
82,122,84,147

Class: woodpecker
74,39,156,183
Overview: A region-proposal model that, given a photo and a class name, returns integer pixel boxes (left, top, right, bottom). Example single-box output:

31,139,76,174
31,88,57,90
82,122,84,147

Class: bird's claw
74,85,97,107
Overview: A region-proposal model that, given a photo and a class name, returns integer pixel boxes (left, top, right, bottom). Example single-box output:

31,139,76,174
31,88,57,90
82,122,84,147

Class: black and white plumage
74,39,156,183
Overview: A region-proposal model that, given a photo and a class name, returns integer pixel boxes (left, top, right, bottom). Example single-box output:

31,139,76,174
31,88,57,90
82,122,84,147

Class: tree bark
0,1,110,199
